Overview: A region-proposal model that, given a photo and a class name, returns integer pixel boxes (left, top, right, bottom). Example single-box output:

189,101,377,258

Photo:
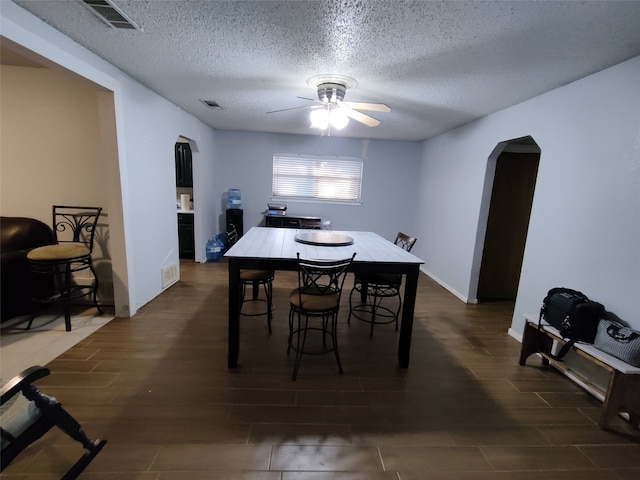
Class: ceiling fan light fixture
317,83,346,103
266,74,386,133
309,107,350,131
307,74,358,91
310,108,329,129
330,108,349,130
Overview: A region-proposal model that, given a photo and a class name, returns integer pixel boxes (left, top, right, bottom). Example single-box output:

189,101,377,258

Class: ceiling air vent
200,100,223,110
81,0,142,30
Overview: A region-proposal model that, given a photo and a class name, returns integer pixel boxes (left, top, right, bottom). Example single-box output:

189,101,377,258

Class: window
272,154,363,203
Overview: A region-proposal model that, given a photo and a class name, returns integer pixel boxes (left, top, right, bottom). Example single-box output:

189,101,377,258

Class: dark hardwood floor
2,259,639,479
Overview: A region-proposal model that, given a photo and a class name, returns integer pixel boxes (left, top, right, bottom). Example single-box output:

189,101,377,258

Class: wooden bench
1,366,106,478
519,315,640,430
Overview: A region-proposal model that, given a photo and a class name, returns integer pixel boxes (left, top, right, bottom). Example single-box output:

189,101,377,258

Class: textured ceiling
7,0,640,141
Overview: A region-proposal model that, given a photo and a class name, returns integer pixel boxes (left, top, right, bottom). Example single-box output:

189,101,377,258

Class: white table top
225,227,424,265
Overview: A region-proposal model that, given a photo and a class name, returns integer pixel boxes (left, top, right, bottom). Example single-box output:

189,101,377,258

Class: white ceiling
7,0,640,141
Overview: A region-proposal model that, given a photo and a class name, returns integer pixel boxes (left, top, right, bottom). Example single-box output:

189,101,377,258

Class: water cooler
226,208,243,237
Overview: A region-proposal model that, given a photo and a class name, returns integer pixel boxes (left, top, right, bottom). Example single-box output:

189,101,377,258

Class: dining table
224,226,425,369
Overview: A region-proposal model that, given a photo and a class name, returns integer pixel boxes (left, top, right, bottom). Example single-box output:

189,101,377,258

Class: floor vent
81,0,142,30
161,264,179,289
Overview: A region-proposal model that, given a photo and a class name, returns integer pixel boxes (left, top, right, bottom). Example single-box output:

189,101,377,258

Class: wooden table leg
398,266,419,368
228,258,241,368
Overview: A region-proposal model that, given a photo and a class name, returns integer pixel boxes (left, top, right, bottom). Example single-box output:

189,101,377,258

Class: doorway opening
175,136,195,261
470,136,540,303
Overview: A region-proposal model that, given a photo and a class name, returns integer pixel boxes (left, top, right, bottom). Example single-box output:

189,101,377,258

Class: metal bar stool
26,206,103,331
348,232,417,336
226,225,275,332
287,253,355,380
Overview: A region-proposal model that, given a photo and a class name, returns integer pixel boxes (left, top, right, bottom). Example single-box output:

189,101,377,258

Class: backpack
539,287,605,359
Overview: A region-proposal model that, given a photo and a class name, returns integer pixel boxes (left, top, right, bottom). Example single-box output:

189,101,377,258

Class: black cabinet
265,214,321,228
175,142,193,187
226,209,243,237
178,213,195,259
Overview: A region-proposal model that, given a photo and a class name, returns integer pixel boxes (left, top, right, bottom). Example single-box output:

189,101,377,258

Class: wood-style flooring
2,259,639,479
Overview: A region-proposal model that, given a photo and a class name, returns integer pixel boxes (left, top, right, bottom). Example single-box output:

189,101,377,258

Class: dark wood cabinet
264,213,321,228
178,213,195,259
175,142,193,187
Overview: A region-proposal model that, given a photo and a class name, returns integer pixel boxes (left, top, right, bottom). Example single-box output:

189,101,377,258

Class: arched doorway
471,136,540,302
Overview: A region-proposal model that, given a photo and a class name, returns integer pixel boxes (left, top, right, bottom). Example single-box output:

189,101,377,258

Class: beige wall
1,64,116,302
1,65,110,217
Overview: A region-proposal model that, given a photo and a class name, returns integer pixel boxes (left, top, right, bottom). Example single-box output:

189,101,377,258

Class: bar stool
226,225,275,332
287,253,355,380
348,232,417,336
26,206,103,331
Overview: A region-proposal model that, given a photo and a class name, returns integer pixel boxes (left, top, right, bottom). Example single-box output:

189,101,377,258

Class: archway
469,136,540,302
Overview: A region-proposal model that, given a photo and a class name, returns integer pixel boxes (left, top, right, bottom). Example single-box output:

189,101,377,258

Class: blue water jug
227,188,241,209
206,234,225,261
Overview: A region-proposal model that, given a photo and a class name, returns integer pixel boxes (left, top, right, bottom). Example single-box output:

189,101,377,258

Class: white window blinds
272,154,363,203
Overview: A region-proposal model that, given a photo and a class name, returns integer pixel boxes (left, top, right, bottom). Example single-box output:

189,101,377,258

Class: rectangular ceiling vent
81,0,142,30
200,100,223,110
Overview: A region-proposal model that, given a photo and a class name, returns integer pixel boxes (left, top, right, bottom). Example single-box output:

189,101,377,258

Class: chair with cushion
226,225,275,332
1,365,106,479
288,253,355,380
27,206,103,332
348,232,417,336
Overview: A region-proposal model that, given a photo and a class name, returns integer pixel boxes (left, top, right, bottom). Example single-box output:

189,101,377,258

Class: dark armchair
1,217,55,322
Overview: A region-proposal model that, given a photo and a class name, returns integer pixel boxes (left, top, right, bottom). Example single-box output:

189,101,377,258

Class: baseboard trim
419,266,473,303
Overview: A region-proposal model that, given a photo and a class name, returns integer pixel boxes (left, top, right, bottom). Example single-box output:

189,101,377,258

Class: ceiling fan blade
343,108,381,127
297,96,319,102
266,105,320,114
342,101,391,112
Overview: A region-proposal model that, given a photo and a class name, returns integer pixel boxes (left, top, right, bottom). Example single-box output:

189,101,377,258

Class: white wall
95,77,219,311
416,56,640,334
212,131,422,242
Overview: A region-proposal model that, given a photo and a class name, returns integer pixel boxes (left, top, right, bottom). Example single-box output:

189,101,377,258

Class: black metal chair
226,225,275,332
26,206,103,331
1,366,106,479
288,253,355,380
348,232,417,336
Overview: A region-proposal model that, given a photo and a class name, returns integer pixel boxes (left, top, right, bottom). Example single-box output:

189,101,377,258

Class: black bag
594,319,640,367
539,287,605,359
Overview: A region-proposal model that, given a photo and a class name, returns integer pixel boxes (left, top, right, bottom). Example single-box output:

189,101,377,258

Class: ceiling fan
266,75,391,133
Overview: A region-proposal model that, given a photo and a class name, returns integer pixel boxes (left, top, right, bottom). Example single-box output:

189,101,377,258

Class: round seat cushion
240,269,275,281
27,243,90,262
290,288,339,311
